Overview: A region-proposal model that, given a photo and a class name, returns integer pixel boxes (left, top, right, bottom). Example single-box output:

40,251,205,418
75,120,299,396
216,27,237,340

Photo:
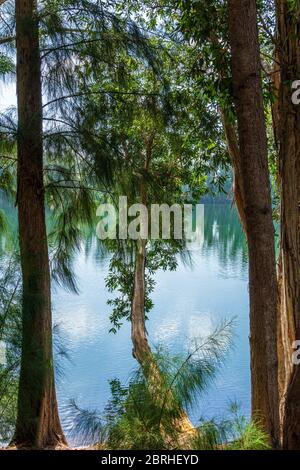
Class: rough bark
275,0,300,449
228,0,279,447
14,0,66,448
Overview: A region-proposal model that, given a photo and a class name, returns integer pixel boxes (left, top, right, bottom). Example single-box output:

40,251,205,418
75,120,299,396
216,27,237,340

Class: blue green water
52,204,250,444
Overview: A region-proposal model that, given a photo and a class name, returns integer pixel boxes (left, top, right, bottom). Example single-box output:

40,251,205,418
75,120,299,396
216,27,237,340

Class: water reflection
53,203,250,443
0,201,250,445
202,204,248,279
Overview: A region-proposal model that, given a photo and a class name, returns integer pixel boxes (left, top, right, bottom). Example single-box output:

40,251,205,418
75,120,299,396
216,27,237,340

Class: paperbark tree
274,0,300,449
228,0,280,447
14,0,65,448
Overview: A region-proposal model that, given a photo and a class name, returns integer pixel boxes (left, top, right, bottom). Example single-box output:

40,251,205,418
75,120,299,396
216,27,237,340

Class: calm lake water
51,203,250,445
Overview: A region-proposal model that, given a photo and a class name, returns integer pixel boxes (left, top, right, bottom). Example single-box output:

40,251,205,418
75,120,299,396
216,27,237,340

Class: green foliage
0,209,8,234
83,24,214,334
0,0,166,294
193,404,270,450
0,53,14,77
105,239,184,333
0,0,276,449
68,317,269,450
47,170,98,293
106,249,135,333
0,137,17,202
0,253,21,442
68,320,235,449
227,420,270,450
0,250,72,442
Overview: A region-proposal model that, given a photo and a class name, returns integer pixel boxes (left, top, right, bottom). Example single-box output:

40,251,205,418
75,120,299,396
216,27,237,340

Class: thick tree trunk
275,0,300,449
14,0,66,448
228,0,279,447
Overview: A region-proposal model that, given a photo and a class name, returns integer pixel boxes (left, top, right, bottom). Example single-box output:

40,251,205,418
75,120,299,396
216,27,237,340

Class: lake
52,203,250,445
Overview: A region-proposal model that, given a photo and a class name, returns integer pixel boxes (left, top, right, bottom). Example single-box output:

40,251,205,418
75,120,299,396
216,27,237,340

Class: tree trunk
131,143,154,368
130,238,195,439
14,0,66,448
228,0,279,447
275,0,300,449
130,142,194,437
131,238,153,365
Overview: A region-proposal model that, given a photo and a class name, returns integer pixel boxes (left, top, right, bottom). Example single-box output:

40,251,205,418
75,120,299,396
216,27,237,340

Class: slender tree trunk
131,144,154,371
228,0,279,447
131,238,152,365
130,139,194,437
130,237,194,438
275,0,300,449
14,0,66,448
